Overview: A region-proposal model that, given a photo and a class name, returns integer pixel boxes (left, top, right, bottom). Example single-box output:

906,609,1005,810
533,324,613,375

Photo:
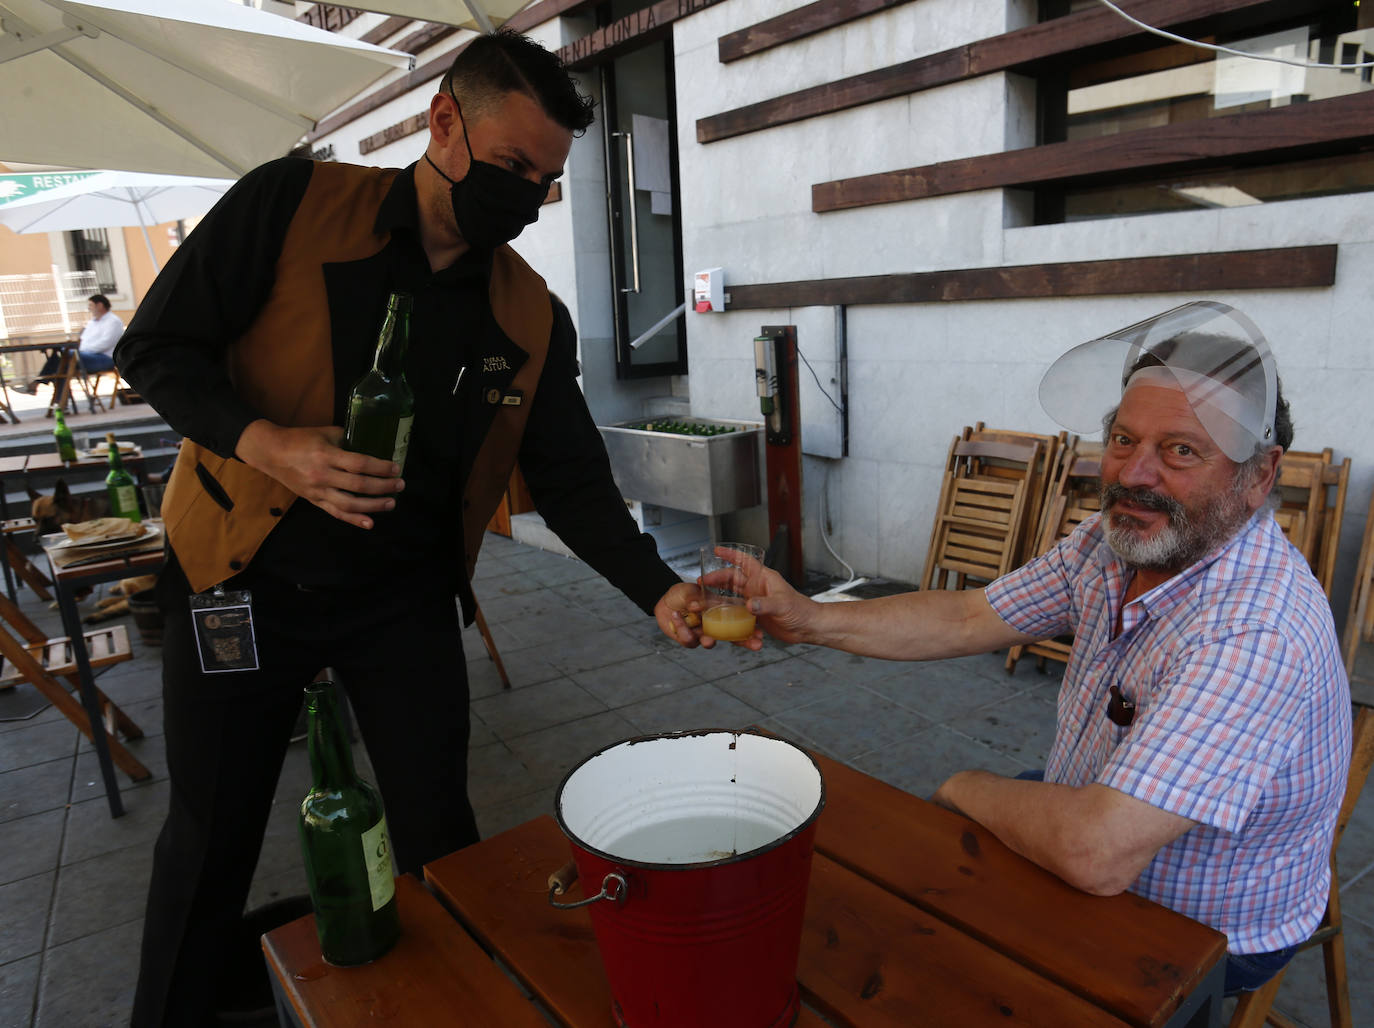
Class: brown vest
160,161,554,594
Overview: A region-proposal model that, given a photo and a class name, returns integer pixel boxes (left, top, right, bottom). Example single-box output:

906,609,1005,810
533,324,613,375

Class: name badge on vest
485,388,524,406
189,587,260,673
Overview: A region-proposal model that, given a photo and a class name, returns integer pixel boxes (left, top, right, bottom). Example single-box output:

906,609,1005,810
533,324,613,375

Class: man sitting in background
22,293,123,392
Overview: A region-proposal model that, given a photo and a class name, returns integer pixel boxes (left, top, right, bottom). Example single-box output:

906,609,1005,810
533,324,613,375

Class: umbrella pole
132,192,162,273
136,222,161,273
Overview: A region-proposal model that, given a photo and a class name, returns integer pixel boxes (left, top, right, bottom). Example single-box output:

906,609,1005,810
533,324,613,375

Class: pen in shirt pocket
452,364,467,396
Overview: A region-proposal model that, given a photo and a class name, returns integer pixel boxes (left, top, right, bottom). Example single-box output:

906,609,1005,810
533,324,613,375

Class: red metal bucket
552,729,826,1028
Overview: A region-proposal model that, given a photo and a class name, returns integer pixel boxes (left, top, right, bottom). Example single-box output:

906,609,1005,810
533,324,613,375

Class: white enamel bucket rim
554,728,826,872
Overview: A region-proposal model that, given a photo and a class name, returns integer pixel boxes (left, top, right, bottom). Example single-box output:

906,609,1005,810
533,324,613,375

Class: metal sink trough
598,418,763,517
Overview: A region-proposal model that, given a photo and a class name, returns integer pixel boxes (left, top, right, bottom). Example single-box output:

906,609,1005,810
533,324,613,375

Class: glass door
601,37,687,378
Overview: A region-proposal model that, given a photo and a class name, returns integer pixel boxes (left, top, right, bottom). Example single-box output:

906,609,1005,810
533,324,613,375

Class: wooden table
0,447,149,602
263,749,1228,1028
41,532,164,817
0,339,92,421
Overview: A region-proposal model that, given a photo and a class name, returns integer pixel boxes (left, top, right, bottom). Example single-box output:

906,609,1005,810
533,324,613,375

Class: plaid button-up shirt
986,510,1350,953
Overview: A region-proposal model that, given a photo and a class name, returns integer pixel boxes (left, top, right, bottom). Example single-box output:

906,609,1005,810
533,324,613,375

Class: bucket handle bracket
547,862,628,910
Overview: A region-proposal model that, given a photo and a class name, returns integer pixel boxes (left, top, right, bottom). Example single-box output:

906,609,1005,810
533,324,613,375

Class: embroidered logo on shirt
483,356,511,372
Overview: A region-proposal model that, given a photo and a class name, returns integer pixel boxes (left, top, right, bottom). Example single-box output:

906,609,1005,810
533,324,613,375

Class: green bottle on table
104,432,141,523
52,409,76,463
298,681,400,966
343,292,414,474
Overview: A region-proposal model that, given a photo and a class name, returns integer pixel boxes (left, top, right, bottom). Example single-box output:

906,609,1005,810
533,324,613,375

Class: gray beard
1100,479,1253,573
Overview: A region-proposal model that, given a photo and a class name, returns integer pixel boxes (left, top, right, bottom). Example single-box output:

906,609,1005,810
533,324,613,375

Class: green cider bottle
343,292,414,473
298,682,400,966
104,432,141,522
53,409,77,462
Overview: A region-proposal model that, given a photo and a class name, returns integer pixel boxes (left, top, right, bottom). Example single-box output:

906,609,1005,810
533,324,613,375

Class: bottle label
361,817,395,912
112,484,139,519
391,415,414,471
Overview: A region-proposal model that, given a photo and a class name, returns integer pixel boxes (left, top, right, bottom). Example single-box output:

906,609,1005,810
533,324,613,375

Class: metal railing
0,266,98,340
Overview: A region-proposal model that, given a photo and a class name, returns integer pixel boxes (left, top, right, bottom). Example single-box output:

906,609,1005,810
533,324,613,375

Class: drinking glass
699,542,764,642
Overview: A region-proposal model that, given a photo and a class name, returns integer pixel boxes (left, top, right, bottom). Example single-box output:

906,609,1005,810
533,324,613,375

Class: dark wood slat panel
718,0,918,63
359,15,413,45
395,21,458,54
505,0,600,33
698,0,1313,143
725,246,1337,310
299,4,364,31
813,92,1374,211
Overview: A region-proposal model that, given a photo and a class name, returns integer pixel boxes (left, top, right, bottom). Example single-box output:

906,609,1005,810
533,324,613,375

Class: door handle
614,130,640,295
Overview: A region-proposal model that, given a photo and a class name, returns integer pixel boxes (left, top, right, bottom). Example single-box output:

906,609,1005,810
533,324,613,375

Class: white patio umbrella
0,0,415,178
0,169,235,270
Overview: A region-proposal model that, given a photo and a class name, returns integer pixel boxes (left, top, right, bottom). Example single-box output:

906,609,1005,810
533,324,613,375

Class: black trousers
130,556,477,1027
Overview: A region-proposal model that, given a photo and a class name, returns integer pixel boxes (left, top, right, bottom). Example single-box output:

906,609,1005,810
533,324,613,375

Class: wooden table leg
53,578,135,814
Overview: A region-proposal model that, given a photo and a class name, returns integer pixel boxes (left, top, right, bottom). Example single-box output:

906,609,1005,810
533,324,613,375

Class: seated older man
716,301,1351,996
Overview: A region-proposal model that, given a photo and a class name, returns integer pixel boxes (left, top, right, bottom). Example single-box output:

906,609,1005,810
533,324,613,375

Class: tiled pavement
1,532,1371,1026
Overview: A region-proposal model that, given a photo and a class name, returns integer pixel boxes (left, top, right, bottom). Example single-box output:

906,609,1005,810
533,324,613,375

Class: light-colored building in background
9,0,1371,621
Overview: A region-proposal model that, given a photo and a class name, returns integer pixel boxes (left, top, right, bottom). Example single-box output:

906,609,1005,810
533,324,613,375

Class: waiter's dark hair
88,294,111,310
442,31,594,135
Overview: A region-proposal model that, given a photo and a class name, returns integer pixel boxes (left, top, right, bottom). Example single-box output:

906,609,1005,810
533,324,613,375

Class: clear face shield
1037,301,1278,463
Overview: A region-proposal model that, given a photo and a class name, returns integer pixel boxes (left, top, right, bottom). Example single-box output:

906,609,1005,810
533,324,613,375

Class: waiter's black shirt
117,158,678,609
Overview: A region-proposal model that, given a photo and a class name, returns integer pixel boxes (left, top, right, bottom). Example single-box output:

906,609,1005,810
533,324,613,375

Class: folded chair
1004,446,1101,675
1228,702,1374,1028
1274,449,1350,598
0,594,149,781
1342,487,1374,678
473,601,511,690
961,424,1069,569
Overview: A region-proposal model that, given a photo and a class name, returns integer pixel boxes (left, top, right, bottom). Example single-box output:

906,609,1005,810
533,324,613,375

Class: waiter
117,31,702,1027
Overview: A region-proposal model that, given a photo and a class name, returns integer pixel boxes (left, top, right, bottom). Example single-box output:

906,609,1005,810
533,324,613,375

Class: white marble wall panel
676,0,1008,119
838,1,1007,78
678,117,841,224
803,455,881,580
1329,242,1374,370
816,190,1003,279
683,212,829,286
877,456,944,583
1006,191,1374,269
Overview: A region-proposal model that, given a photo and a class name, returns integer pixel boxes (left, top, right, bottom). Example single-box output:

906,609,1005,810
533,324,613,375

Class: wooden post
760,326,804,588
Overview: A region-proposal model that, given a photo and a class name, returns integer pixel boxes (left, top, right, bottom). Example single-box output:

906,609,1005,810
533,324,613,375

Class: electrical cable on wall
797,346,844,414
1094,0,1374,69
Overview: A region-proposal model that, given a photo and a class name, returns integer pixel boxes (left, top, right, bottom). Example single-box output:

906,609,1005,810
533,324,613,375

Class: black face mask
425,92,549,251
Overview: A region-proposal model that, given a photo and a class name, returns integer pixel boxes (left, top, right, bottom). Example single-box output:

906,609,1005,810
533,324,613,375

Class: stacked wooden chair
1003,443,1102,675
1342,486,1374,683
1273,448,1350,598
921,432,1045,592
958,424,1069,569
